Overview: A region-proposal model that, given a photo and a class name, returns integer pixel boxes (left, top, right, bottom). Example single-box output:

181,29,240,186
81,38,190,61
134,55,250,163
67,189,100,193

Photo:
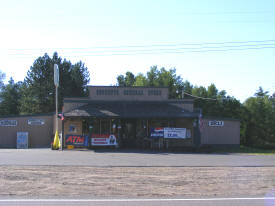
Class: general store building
62,86,240,149
0,86,240,149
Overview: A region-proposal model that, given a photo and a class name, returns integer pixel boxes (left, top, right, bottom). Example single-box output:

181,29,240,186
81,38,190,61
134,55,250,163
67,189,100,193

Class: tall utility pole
54,64,62,150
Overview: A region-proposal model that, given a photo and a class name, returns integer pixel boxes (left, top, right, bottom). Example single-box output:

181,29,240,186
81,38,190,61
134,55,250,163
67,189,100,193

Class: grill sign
65,135,88,146
209,120,224,127
0,120,17,126
28,119,45,125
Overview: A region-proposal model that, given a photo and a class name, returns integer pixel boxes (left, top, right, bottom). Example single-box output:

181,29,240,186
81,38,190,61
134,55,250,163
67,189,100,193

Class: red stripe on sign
93,142,107,144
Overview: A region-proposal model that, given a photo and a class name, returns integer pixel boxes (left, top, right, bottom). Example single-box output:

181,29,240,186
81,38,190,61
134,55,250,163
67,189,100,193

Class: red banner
65,134,88,146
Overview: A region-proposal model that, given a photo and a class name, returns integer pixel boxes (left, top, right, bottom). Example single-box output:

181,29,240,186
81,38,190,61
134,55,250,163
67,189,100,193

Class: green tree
146,66,158,87
244,87,275,148
19,52,90,114
117,71,136,86
133,73,148,86
182,80,193,94
0,78,22,115
0,70,5,89
117,75,126,86
117,66,184,98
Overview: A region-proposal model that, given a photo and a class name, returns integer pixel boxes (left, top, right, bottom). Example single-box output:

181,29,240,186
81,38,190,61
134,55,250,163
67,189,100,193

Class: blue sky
0,0,275,102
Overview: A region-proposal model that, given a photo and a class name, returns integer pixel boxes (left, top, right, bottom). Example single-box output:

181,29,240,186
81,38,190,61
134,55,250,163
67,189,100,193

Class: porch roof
64,101,199,119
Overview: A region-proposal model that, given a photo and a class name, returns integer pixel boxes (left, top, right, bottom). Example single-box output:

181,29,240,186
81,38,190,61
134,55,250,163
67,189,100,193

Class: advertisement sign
0,120,17,126
164,128,187,139
54,64,59,87
17,132,28,149
208,120,224,127
28,119,45,125
65,134,89,146
91,134,117,146
150,128,164,138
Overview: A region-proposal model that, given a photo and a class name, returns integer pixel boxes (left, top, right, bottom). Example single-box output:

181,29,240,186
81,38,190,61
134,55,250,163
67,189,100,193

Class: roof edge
0,112,55,118
203,116,240,122
87,85,169,88
63,99,194,104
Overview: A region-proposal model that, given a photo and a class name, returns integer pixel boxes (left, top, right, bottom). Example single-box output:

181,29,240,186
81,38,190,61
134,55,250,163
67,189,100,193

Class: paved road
0,198,275,206
0,149,275,166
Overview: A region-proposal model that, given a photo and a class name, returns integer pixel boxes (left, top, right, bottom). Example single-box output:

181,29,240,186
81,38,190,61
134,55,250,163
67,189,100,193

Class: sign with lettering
17,132,28,149
28,119,45,125
65,135,89,146
164,128,187,139
208,120,224,127
0,120,17,126
150,128,164,138
91,134,117,146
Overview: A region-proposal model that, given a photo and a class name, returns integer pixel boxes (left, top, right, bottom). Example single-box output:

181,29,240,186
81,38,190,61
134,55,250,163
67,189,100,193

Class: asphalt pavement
0,198,274,206
0,148,275,167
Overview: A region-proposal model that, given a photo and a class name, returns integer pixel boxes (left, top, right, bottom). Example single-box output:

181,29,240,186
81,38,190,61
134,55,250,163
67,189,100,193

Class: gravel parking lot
0,166,275,198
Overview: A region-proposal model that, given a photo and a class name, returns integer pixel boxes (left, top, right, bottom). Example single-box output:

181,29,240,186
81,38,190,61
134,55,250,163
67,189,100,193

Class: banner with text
164,128,187,139
91,134,117,146
65,134,89,147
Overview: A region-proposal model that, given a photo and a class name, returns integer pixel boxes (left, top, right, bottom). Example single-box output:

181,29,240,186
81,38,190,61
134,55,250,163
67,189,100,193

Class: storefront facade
63,86,200,149
0,86,240,149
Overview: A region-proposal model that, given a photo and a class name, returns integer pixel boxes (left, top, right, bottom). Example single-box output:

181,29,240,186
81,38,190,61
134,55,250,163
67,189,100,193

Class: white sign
164,128,187,139
54,64,59,87
91,134,117,146
17,132,28,149
209,120,224,127
0,120,17,126
28,119,45,125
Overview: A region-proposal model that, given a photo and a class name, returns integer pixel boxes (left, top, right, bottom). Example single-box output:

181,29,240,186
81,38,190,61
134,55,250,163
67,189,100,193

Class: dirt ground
0,166,275,198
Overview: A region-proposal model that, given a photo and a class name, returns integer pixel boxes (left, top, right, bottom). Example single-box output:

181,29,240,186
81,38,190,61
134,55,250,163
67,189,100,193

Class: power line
63,46,275,57
1,40,275,51
35,43,275,54
188,10,275,15
1,40,275,58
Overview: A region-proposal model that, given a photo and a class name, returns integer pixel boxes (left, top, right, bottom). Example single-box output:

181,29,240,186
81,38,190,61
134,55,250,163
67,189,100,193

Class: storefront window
100,119,111,134
82,119,119,135
150,119,169,128
93,119,100,134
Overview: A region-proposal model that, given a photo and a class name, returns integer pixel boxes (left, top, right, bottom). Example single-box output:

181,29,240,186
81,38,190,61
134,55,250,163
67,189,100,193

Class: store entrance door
120,119,137,148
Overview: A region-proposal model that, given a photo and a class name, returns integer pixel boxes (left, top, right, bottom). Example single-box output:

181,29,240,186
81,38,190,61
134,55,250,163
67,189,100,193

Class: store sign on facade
28,119,45,125
65,134,89,146
91,134,117,146
208,120,224,127
0,120,17,126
